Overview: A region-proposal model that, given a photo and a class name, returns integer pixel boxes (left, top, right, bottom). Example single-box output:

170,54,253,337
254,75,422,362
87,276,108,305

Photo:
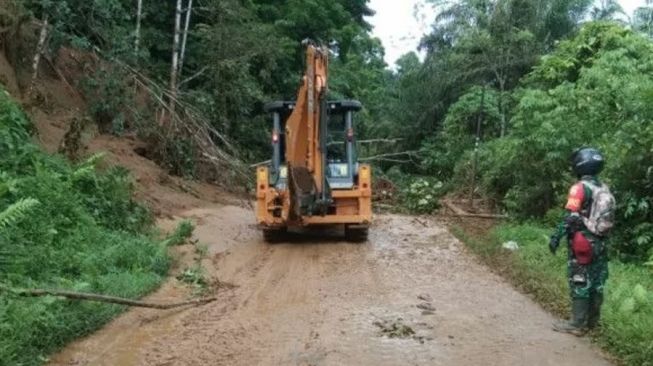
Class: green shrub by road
0,88,169,365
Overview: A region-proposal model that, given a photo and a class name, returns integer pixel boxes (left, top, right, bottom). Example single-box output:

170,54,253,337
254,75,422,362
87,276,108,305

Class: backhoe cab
256,44,372,242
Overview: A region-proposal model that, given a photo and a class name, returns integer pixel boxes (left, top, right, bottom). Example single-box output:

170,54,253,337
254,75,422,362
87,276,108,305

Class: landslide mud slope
49,206,611,366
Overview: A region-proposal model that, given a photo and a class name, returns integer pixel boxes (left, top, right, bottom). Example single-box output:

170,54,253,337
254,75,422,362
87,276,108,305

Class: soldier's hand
564,213,582,234
549,235,560,255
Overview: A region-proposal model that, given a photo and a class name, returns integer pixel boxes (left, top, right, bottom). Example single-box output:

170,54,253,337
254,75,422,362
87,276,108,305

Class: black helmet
571,147,604,177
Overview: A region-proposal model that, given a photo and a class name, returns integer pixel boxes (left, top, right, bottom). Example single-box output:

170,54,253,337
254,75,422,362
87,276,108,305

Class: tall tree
384,0,594,175
178,0,193,78
590,0,625,21
634,0,653,36
135,0,143,53
168,0,183,117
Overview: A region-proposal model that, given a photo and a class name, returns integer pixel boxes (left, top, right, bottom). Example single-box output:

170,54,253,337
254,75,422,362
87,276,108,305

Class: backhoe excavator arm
284,43,330,219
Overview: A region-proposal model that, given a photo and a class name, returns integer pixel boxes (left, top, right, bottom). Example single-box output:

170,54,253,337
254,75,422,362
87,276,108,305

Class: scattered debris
442,199,508,219
502,241,520,251
373,178,396,202
373,319,416,339
412,217,429,227
417,303,436,312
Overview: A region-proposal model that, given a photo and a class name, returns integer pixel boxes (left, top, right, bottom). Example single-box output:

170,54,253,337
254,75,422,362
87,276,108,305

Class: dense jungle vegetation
0,87,170,365
1,0,653,364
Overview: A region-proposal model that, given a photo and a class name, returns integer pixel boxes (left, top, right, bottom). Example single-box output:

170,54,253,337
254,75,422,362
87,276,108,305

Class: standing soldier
549,148,616,336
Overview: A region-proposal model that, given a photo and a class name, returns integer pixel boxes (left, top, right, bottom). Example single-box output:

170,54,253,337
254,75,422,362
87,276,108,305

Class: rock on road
49,205,612,366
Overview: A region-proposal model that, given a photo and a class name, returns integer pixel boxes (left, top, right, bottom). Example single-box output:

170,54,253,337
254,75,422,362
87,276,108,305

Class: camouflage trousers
567,239,609,300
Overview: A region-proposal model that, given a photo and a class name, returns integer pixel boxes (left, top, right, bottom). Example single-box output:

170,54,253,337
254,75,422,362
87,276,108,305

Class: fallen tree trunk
0,285,216,310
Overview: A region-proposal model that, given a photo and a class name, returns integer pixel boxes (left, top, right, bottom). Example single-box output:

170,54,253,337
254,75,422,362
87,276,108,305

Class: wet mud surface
48,206,612,366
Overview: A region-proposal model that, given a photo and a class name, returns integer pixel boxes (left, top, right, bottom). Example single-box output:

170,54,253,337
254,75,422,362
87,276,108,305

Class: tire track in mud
49,205,612,366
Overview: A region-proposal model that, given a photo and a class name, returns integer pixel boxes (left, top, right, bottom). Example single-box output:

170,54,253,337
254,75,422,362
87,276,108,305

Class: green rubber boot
587,292,604,330
553,298,589,336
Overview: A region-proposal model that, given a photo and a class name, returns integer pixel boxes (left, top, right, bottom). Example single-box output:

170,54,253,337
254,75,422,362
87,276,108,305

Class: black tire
262,228,287,243
345,225,368,243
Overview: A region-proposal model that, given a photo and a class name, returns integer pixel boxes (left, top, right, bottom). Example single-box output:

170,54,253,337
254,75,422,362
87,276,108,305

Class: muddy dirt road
49,205,611,366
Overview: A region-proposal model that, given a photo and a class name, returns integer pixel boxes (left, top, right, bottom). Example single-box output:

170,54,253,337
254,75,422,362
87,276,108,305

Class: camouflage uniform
552,176,609,330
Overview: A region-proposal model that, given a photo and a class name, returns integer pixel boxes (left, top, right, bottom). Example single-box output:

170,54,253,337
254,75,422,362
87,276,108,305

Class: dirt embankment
0,45,237,217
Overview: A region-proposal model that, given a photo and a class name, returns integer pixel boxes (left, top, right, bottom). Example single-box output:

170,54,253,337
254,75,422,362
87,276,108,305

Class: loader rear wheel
345,225,368,243
263,228,287,243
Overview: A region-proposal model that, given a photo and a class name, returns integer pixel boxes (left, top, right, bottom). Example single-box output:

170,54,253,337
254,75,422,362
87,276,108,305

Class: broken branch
359,151,420,162
0,285,216,310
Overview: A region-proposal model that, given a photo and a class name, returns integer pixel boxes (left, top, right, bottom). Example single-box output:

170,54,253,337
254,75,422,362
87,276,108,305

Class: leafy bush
420,87,505,178
80,67,132,134
469,23,653,260
162,220,195,247
176,265,208,295
0,87,168,365
401,177,444,214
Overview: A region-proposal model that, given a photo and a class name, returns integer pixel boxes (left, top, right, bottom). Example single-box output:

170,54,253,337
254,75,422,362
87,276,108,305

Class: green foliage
590,0,626,21
634,1,653,37
161,136,196,178
176,265,207,290
400,177,445,214
473,23,653,259
385,0,594,177
420,87,506,178
162,220,195,247
0,198,39,230
456,223,653,366
0,88,168,365
176,237,209,296
19,0,386,171
80,67,133,134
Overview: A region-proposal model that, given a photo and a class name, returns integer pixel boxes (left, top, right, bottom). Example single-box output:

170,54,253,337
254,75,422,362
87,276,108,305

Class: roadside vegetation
0,88,169,365
454,223,653,366
386,4,653,265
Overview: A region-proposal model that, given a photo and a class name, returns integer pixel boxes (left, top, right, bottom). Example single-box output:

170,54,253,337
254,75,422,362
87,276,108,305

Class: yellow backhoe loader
256,42,372,242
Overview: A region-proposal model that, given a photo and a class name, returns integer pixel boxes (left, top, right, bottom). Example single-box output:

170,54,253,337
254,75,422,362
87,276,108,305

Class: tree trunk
470,86,485,210
178,0,193,79
498,77,506,138
168,0,183,119
29,15,49,94
134,0,143,54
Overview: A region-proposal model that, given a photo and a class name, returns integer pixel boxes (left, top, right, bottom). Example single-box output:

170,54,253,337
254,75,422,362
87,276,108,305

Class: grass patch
452,223,653,366
162,220,195,247
0,87,169,365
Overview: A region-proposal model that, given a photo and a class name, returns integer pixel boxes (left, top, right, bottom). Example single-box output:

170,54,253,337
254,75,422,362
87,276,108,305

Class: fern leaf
0,198,40,229
71,153,106,181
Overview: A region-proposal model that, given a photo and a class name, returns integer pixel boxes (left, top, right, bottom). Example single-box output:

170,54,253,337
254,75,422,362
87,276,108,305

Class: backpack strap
579,180,598,218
